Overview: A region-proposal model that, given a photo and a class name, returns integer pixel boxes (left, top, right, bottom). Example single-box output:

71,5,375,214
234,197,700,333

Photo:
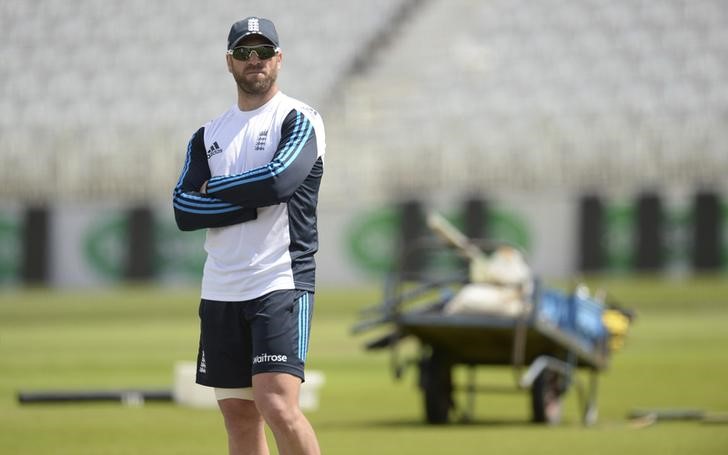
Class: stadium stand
324,0,728,205
0,0,413,202
1,0,727,207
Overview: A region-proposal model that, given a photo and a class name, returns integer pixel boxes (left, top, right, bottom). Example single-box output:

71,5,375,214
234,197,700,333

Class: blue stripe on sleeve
208,111,305,187
172,201,243,215
172,134,244,214
205,111,313,193
173,136,194,192
208,111,304,188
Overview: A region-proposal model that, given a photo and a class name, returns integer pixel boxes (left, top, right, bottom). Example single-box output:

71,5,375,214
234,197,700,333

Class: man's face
227,35,281,96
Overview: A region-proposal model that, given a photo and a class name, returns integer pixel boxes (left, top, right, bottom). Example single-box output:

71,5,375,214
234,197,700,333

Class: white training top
172,91,326,301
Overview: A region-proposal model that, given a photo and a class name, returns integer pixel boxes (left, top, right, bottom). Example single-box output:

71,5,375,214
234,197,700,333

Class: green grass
1,277,727,454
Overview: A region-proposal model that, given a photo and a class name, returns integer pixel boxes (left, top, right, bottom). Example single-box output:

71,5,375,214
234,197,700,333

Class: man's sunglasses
227,44,279,61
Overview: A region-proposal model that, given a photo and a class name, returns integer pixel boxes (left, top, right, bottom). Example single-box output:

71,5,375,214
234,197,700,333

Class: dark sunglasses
227,44,279,61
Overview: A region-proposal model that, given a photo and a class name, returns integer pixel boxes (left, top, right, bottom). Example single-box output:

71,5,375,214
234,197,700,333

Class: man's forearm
173,189,257,231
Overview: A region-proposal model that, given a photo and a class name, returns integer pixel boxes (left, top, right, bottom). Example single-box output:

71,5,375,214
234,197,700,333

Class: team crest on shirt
255,130,269,151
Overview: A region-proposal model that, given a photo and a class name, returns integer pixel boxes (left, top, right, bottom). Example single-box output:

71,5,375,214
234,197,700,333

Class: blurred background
2,2,728,453
1,0,726,288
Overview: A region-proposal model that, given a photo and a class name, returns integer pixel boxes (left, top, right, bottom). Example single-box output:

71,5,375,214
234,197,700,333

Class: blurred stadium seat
1,0,726,207
324,0,728,206
0,0,410,203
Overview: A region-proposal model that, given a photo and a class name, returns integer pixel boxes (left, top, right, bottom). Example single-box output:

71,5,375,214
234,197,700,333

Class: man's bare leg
253,372,320,455
218,398,270,455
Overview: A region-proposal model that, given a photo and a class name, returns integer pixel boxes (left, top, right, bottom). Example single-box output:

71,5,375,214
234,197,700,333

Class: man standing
172,16,324,455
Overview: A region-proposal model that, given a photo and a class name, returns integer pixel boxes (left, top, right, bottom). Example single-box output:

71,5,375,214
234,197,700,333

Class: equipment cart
353,212,632,425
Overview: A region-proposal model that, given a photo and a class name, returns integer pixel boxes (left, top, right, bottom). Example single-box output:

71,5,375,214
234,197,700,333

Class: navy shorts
195,289,314,388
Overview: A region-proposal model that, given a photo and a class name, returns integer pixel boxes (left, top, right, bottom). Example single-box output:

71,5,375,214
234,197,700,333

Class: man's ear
226,54,233,73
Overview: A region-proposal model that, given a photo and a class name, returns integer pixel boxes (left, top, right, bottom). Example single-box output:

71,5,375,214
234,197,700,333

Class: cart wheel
418,348,453,424
583,402,598,426
530,370,563,424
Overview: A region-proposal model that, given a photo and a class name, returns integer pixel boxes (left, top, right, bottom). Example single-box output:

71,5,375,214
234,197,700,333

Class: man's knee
252,373,304,430
258,393,303,429
218,398,265,431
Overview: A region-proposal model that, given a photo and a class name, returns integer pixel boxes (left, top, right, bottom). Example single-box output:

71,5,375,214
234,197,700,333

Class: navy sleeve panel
205,109,319,208
173,127,257,231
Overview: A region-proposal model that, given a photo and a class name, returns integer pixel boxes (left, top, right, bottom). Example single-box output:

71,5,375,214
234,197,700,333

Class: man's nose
247,50,263,62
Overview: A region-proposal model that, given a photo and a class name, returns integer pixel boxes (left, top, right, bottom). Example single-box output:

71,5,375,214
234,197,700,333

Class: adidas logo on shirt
206,141,223,159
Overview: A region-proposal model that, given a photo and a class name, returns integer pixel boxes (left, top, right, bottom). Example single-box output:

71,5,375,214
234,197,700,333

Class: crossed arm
172,109,319,231
172,127,258,231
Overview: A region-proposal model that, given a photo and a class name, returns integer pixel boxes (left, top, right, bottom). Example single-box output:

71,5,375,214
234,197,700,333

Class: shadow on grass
317,417,539,430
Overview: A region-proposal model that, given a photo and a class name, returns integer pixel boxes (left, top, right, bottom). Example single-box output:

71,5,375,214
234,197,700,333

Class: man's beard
233,65,278,95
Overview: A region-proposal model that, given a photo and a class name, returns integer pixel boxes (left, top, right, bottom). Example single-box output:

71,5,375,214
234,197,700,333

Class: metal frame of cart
354,239,615,426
